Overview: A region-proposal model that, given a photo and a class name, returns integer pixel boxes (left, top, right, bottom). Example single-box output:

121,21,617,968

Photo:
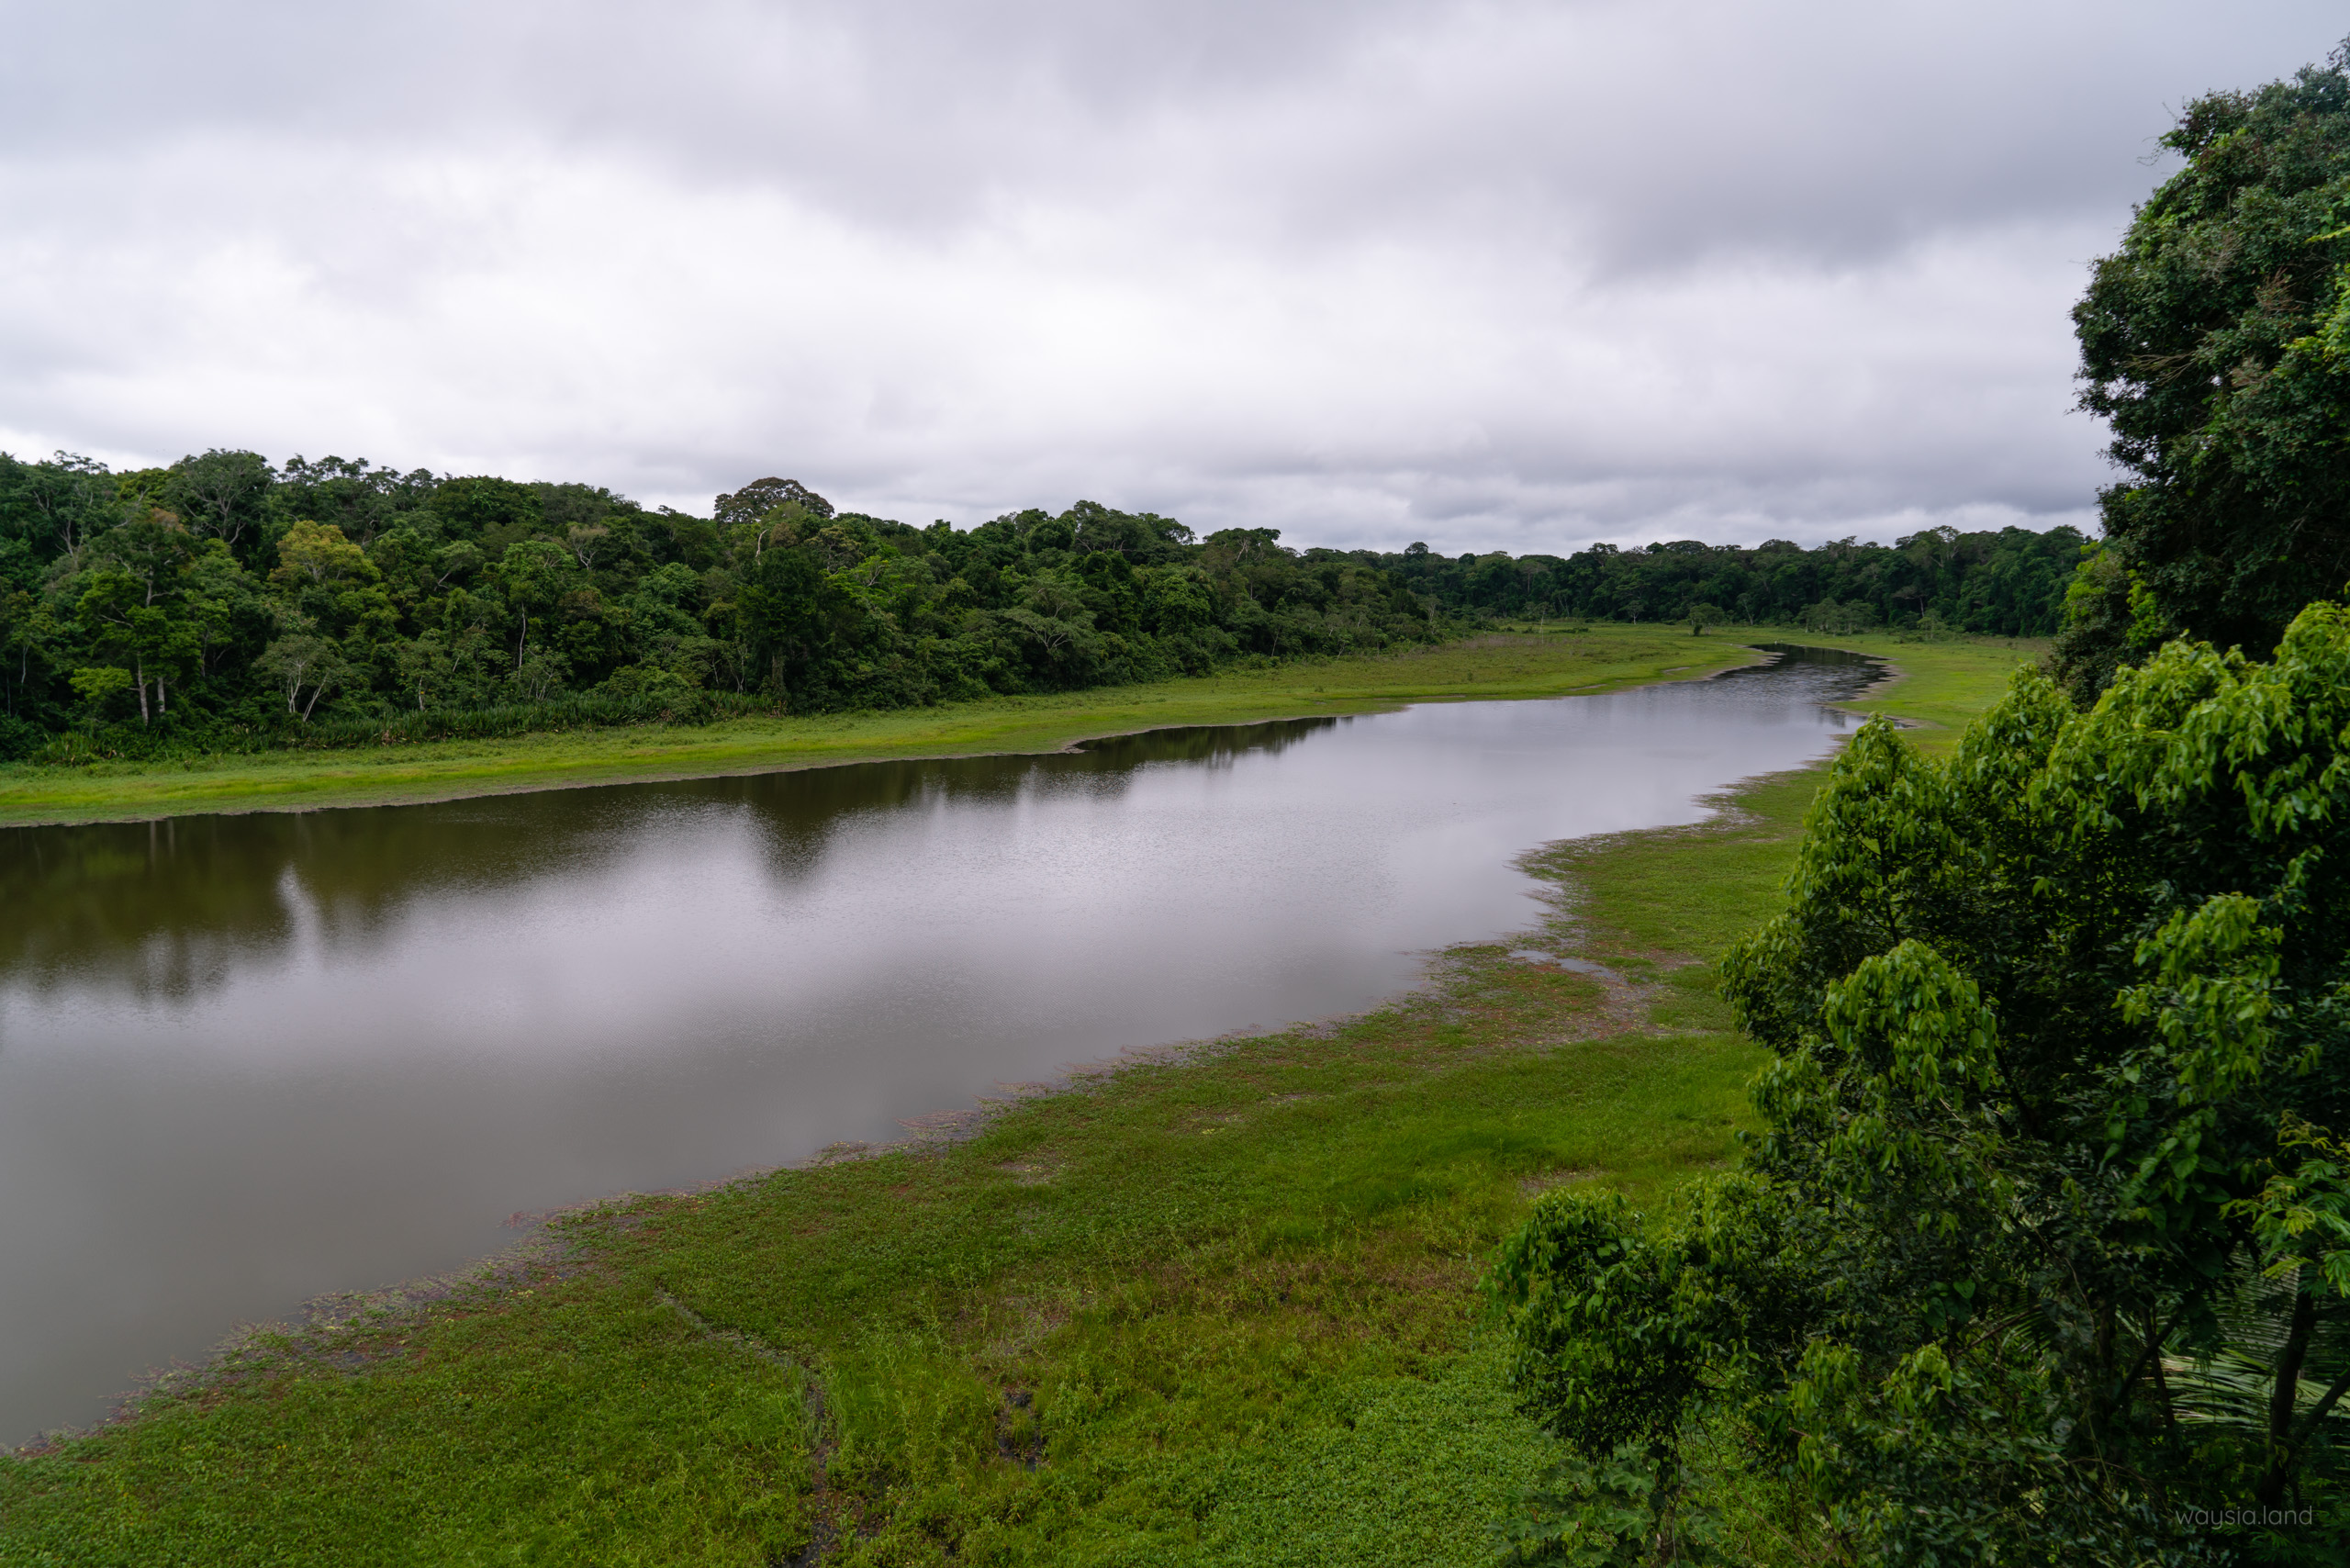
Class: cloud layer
3,2,2342,552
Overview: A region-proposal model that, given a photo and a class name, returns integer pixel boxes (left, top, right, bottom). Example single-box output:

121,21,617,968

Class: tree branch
2287,1364,2350,1455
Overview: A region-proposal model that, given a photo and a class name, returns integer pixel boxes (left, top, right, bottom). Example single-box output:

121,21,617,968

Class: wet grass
0,633,2032,1564
0,628,1763,828
1808,629,2048,743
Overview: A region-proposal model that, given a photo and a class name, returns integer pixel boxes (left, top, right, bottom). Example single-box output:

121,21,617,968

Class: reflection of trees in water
1,666,1856,1009
1716,643,1884,705
691,716,1339,874
0,800,650,1002
1070,715,1337,772
274,799,646,944
33,689,1869,1004
0,816,297,1000
690,756,1020,823
2,677,1841,1004
2,713,1339,1004
686,758,1032,877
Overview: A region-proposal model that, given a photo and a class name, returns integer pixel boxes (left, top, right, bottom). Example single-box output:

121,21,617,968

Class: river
0,644,1877,1442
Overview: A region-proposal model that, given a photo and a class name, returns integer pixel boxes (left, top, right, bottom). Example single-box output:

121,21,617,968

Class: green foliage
1485,1182,1804,1562
428,474,543,543
2060,40,2350,699
0,434,2078,763
161,449,274,552
714,474,834,529
1494,1442,1723,1566
1494,601,2350,1562
65,664,131,711
1393,528,2079,636
2241,1118,2350,1300
1488,1193,1705,1460
0,454,1452,758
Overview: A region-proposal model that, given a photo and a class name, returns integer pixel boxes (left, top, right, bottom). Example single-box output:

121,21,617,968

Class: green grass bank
0,634,2038,1566
0,627,1772,828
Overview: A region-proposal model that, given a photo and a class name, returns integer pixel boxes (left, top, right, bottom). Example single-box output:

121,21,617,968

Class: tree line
1395,524,2084,638
0,457,1438,761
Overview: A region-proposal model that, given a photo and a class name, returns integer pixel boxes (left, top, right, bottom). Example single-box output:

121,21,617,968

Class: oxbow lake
0,644,1878,1441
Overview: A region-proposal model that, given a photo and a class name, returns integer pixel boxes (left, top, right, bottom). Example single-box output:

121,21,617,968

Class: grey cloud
0,2,2342,554
17,3,2334,257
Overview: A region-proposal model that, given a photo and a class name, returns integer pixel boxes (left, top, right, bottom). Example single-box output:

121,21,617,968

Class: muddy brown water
0,644,1878,1441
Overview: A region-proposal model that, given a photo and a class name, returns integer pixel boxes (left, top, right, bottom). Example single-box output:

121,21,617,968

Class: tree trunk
136,656,150,726
2148,1310,2177,1435
2255,1288,2317,1507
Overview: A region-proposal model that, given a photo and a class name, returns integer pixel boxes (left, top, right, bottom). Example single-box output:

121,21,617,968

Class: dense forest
0,447,2079,763
0,454,1437,762
1400,523,2083,634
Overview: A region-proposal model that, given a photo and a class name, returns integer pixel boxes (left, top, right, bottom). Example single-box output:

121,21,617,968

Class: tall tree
276,455,431,547
428,476,543,543
713,476,833,530
253,633,348,722
73,570,196,725
489,540,575,671
2061,43,2350,698
73,512,202,722
0,452,118,564
163,449,275,553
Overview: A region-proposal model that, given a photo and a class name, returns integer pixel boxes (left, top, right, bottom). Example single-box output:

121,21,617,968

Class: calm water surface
0,646,1874,1440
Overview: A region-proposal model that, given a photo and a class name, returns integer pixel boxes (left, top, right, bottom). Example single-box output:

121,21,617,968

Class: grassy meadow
1795,628,2049,742
0,633,2040,1565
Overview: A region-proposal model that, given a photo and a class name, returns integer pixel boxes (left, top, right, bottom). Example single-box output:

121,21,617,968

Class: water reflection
0,647,1873,1441
0,716,1347,1010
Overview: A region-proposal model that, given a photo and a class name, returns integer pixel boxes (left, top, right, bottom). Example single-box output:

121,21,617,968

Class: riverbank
0,627,1774,828
1803,629,2049,737
0,635,2037,1565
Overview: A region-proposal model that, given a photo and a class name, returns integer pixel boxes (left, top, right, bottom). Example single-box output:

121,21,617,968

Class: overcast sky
1,3,2342,554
